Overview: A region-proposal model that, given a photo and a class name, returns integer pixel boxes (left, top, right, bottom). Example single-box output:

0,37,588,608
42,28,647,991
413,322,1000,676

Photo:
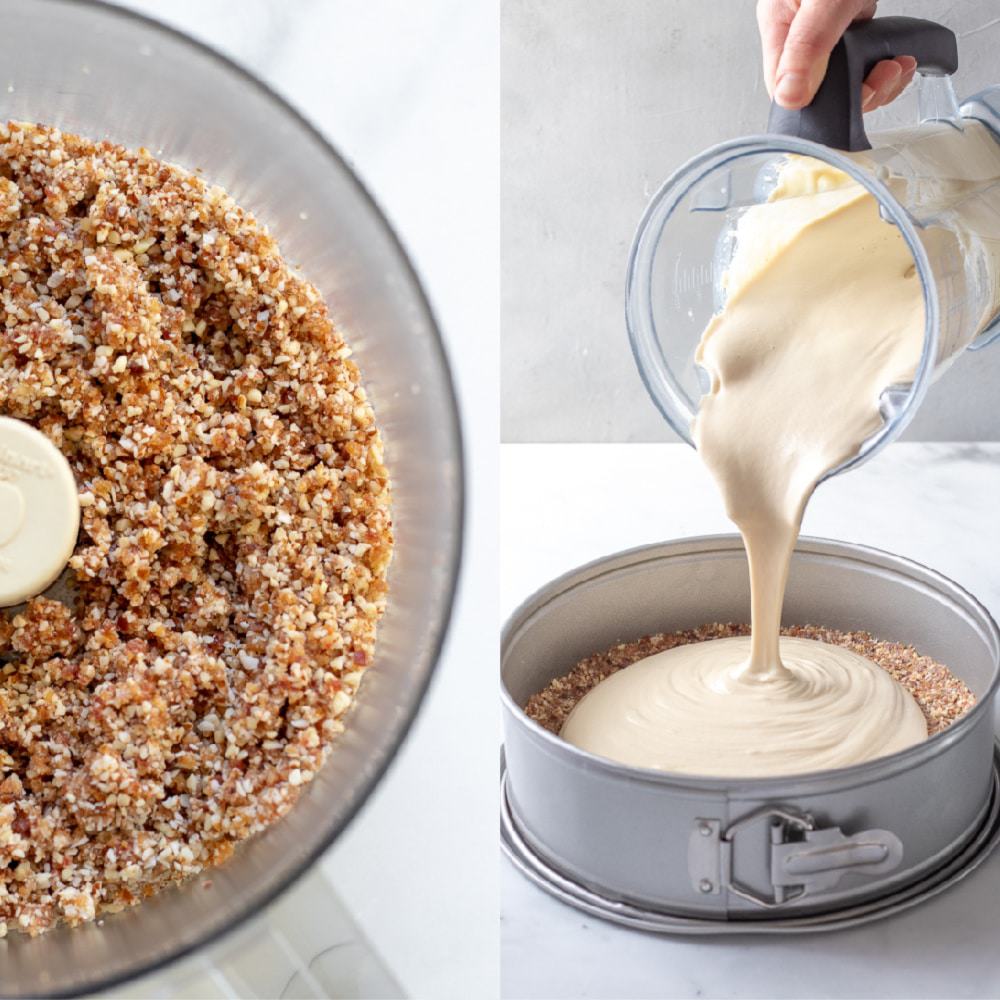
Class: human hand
757,0,917,111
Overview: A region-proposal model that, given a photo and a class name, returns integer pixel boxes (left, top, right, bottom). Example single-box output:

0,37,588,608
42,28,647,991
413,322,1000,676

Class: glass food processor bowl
0,0,463,996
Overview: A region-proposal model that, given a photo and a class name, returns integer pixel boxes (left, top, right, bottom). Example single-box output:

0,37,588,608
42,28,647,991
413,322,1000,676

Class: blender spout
961,86,1000,144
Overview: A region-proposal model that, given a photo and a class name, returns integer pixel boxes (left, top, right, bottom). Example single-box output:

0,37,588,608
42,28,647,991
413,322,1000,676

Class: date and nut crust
0,121,392,934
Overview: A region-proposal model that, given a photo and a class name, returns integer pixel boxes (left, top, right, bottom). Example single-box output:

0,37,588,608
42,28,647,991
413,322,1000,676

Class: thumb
774,0,868,109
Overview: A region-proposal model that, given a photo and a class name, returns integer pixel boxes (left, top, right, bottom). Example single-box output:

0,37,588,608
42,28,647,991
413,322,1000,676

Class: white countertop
501,441,1000,1000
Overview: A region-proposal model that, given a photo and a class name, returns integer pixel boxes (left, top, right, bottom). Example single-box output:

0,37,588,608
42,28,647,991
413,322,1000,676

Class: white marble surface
501,441,1000,999
501,0,1000,443
101,2,498,998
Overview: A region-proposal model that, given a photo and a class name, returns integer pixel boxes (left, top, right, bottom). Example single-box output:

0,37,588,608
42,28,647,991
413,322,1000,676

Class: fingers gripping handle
767,15,958,151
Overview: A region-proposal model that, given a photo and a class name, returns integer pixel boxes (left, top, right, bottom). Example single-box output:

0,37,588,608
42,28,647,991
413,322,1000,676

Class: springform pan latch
688,806,904,908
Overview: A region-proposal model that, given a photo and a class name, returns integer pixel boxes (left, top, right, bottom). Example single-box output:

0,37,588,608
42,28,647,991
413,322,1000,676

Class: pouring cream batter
695,157,925,681
563,156,933,776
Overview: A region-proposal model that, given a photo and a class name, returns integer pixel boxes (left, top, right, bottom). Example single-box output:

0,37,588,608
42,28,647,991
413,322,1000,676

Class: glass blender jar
626,16,1000,476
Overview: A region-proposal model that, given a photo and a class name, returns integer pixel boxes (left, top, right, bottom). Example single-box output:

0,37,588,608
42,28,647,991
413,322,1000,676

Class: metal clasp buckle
688,806,904,908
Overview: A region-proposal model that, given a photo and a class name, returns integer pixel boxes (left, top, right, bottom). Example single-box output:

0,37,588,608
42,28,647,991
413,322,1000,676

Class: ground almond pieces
0,121,392,936
526,623,976,739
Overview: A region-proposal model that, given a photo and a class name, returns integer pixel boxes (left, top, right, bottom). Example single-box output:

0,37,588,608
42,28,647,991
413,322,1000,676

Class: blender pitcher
626,15,1000,474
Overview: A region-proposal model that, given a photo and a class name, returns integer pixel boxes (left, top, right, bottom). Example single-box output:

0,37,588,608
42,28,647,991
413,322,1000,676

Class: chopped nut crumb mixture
0,122,392,935
525,623,975,738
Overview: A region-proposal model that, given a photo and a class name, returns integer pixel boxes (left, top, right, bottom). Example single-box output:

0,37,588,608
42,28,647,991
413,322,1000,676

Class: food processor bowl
0,0,463,995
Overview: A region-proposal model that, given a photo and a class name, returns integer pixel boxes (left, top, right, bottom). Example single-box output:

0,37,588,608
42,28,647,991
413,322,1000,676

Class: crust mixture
0,122,392,934
525,623,976,740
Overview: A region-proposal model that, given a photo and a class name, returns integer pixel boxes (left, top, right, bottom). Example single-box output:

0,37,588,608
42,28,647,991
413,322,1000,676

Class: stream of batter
563,156,933,776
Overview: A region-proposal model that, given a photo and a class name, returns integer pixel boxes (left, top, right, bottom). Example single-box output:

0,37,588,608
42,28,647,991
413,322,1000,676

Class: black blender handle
767,15,958,151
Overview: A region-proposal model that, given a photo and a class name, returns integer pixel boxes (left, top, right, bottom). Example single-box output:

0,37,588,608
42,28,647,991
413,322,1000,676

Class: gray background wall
501,0,1000,442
